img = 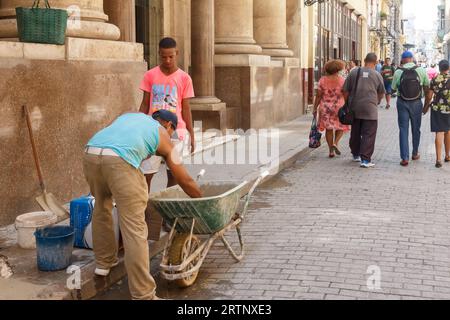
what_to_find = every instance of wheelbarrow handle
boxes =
[240,171,269,219]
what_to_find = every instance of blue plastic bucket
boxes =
[70,194,94,248]
[35,226,75,272]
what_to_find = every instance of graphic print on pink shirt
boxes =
[152,84,179,114]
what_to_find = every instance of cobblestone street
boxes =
[99,104,450,300]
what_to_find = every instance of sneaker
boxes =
[352,156,362,162]
[95,261,119,277]
[360,160,375,168]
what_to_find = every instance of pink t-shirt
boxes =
[140,66,195,140]
[427,68,438,81]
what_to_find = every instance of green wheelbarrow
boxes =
[148,171,268,288]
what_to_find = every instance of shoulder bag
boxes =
[338,68,361,125]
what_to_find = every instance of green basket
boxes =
[16,0,68,45]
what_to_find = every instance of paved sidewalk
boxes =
[0,115,314,300]
[130,105,450,300]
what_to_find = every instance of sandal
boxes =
[445,157,450,163]
[329,153,335,158]
[436,161,443,168]
[332,145,342,156]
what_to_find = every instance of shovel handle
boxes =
[23,105,46,192]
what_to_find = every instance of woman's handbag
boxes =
[339,68,361,125]
[16,0,68,45]
[309,115,322,149]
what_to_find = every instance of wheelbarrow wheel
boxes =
[169,233,201,288]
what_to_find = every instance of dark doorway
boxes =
[135,0,150,67]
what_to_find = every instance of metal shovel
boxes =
[23,105,69,222]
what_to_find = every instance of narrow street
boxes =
[97,103,450,300]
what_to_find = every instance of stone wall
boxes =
[162,0,191,71]
[0,58,147,226]
[216,66,303,130]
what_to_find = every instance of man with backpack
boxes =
[392,51,430,167]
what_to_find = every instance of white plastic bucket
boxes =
[83,207,120,250]
[15,211,58,249]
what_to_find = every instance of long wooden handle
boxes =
[23,105,46,192]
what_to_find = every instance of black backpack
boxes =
[398,67,422,101]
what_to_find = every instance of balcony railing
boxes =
[304,0,327,6]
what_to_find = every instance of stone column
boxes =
[253,0,293,57]
[190,0,226,130]
[215,0,262,54]
[104,0,136,42]
[0,0,120,40]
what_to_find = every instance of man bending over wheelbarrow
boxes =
[83,112,203,300]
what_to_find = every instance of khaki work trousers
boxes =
[83,153,156,300]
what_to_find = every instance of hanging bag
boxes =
[309,114,322,149]
[339,67,361,125]
[16,0,68,45]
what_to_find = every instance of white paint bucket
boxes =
[15,211,58,249]
[83,207,120,250]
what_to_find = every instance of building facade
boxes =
[384,0,403,63]
[438,0,450,61]
[368,0,382,59]
[311,0,368,84]
[368,0,404,64]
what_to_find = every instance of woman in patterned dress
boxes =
[423,59,450,168]
[313,60,350,158]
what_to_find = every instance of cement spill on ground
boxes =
[0,255,13,279]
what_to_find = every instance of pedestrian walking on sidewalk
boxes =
[376,60,383,73]
[381,57,395,109]
[392,51,430,167]
[83,113,202,300]
[343,53,385,168]
[423,60,450,168]
[313,59,350,158]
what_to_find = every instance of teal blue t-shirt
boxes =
[87,113,161,168]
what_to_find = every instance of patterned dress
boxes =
[318,76,350,132]
[430,73,450,132]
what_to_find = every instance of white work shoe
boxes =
[95,261,119,277]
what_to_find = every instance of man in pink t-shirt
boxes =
[139,37,195,192]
